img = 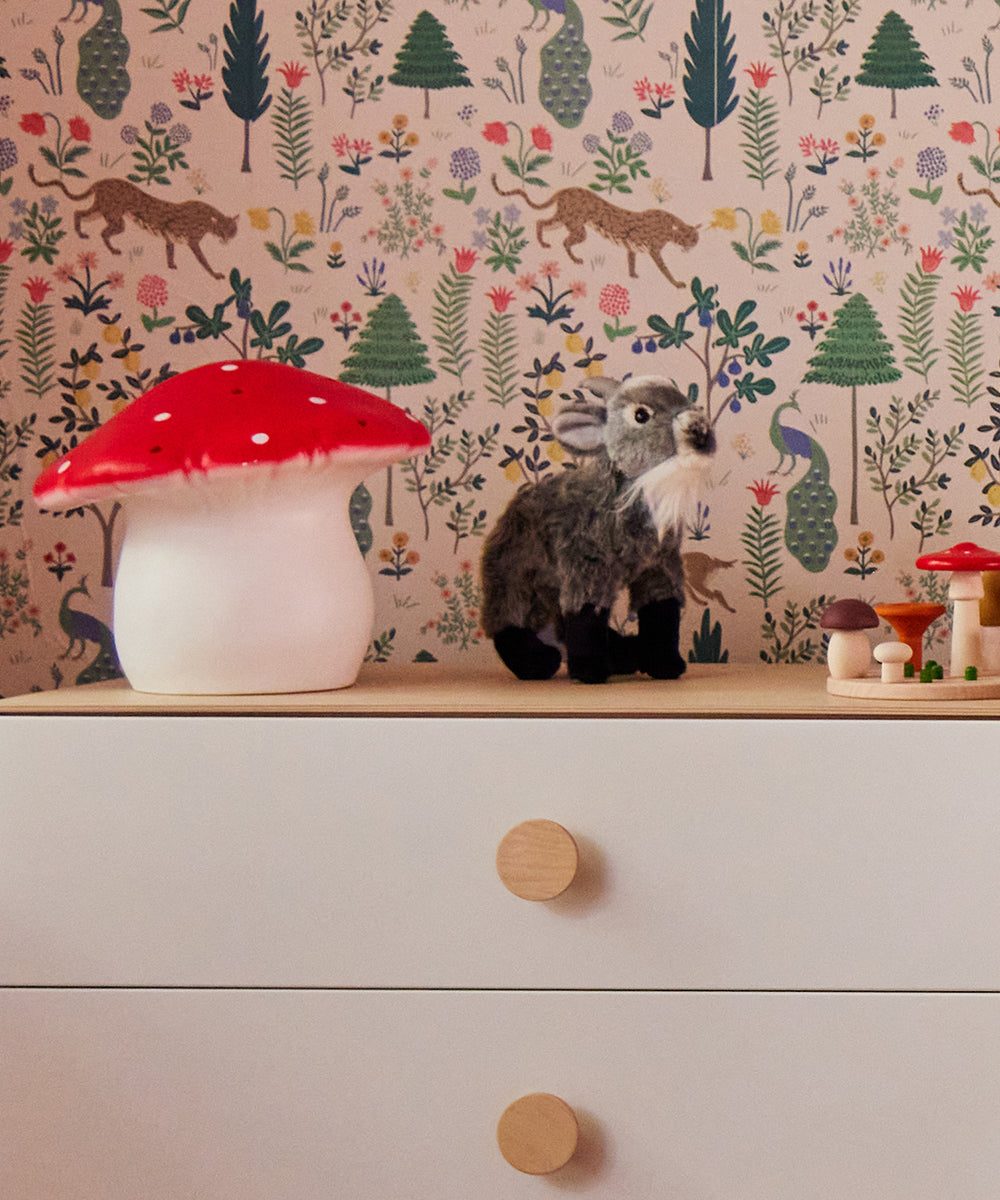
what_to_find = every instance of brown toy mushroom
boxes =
[33,360,430,694]
[914,541,1000,677]
[820,598,879,679]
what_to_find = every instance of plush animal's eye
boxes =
[629,404,652,425]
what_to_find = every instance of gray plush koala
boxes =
[481,375,715,683]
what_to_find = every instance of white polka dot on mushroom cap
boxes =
[221,364,239,372]
[57,460,71,474]
[153,412,171,422]
[250,433,269,445]
[309,396,327,405]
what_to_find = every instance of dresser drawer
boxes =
[3,716,997,989]
[3,987,998,1199]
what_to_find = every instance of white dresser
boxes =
[2,664,998,1197]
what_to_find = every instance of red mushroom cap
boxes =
[33,360,431,510]
[915,541,1000,573]
[820,598,880,630]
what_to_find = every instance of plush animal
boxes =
[481,375,715,683]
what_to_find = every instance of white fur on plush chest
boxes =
[624,447,715,541]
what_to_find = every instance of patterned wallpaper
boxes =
[1,0,997,694]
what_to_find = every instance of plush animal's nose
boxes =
[676,408,714,453]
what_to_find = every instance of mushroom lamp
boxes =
[820,598,879,679]
[914,541,1000,678]
[33,360,431,695]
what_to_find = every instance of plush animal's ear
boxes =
[580,376,620,401]
[552,401,608,453]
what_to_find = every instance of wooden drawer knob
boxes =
[496,1092,579,1175]
[496,819,579,900]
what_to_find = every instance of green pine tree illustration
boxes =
[855,9,937,119]
[802,292,902,525]
[388,10,472,120]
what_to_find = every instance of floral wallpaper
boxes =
[2,0,1000,694]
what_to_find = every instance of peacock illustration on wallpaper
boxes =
[533,0,592,129]
[58,576,123,687]
[769,395,838,573]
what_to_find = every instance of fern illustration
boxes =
[0,261,10,362]
[897,264,939,382]
[431,262,473,383]
[738,86,780,190]
[271,84,313,188]
[480,309,518,407]
[16,293,56,403]
[741,500,783,607]
[946,308,985,408]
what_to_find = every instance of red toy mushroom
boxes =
[33,360,430,694]
[914,541,1000,677]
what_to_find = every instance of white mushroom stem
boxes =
[112,464,377,695]
[948,570,984,678]
[825,629,873,680]
[874,641,912,684]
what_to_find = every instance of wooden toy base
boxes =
[827,672,1000,700]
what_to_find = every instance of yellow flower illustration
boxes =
[859,113,876,130]
[248,207,271,231]
[858,530,874,548]
[760,209,781,236]
[710,206,738,230]
[392,114,408,131]
[971,460,989,483]
[293,210,315,237]
[989,483,1000,508]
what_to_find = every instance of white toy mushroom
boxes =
[820,598,879,679]
[873,640,912,684]
[914,541,1000,678]
[33,360,430,695]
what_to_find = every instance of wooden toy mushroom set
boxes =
[33,360,430,695]
[823,541,1000,700]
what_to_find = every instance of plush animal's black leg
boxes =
[608,628,640,676]
[636,597,686,679]
[492,625,562,680]
[563,604,612,684]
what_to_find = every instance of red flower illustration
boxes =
[745,61,776,88]
[454,246,477,273]
[953,285,981,312]
[599,282,630,317]
[482,121,509,146]
[486,286,515,313]
[19,112,45,136]
[172,68,192,93]
[277,61,309,88]
[949,121,976,144]
[0,238,13,264]
[920,245,943,272]
[68,116,91,143]
[530,125,552,151]
[23,277,52,303]
[747,478,779,506]
[136,273,169,308]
